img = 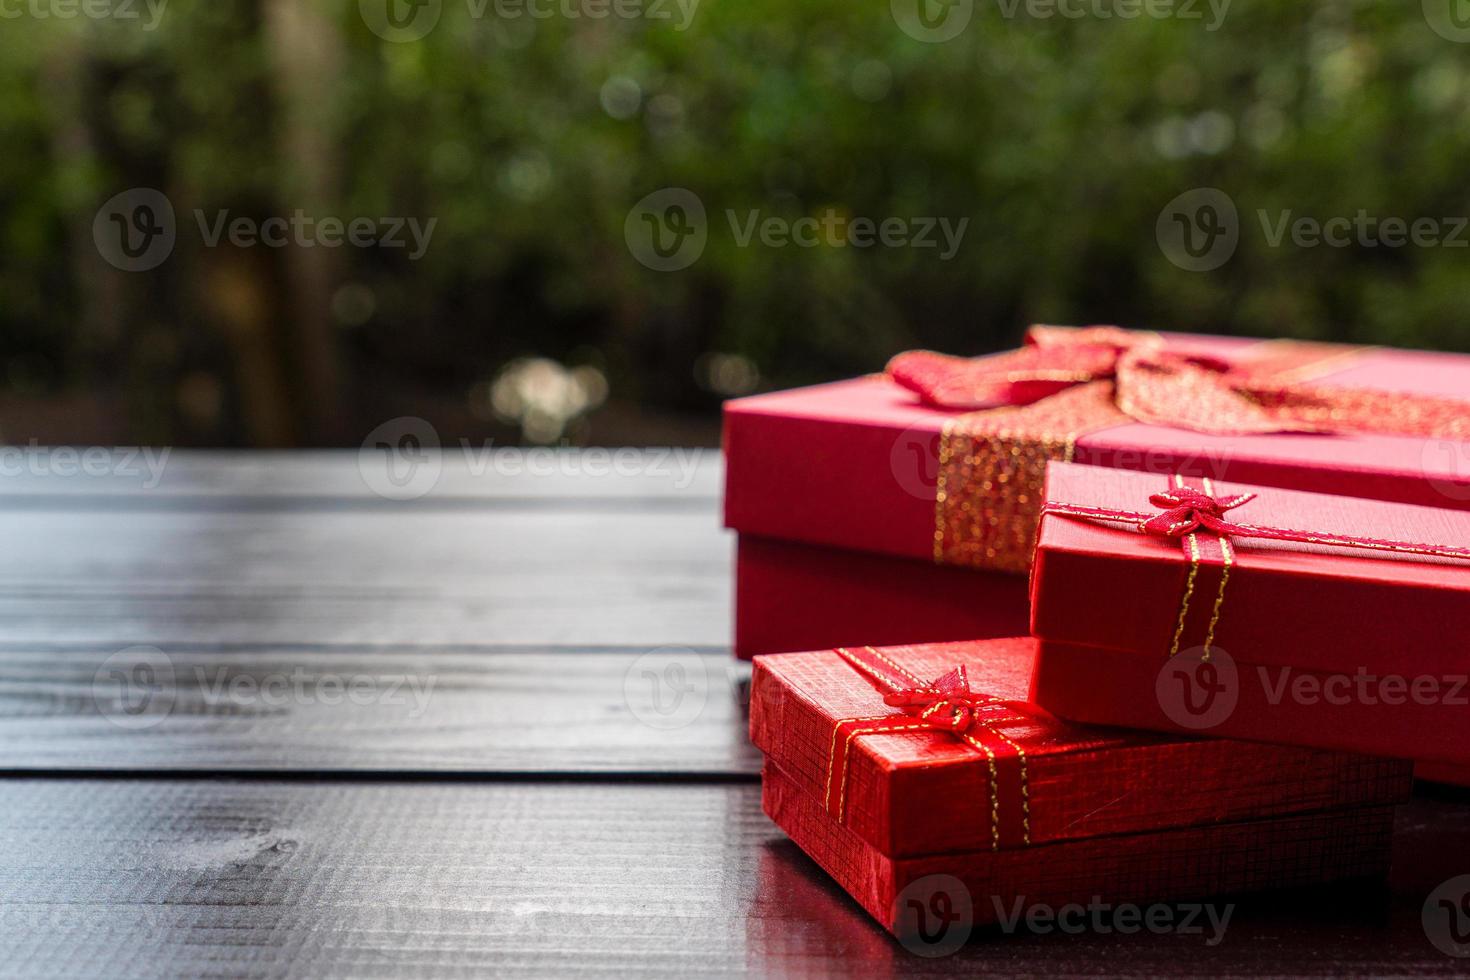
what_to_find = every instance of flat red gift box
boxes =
[764,760,1398,937]
[749,637,1412,860]
[724,328,1470,580]
[1030,462,1470,766]
[734,534,1028,658]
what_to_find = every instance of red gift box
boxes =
[750,638,1410,939]
[734,534,1029,658]
[724,327,1470,583]
[749,638,1412,860]
[764,761,1398,939]
[1029,462,1470,767]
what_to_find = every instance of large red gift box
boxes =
[750,638,1411,938]
[725,327,1470,586]
[734,534,1028,657]
[1030,462,1470,767]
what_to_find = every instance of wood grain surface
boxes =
[0,450,1466,978]
[0,648,757,775]
[0,780,1467,979]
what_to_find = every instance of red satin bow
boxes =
[1141,486,1258,538]
[881,664,1033,735]
[887,325,1470,438]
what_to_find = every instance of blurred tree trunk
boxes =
[262,0,346,444]
[43,32,126,424]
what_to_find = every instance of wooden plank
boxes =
[0,780,1465,978]
[0,508,731,647]
[0,650,758,775]
[0,448,722,506]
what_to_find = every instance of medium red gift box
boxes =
[750,638,1411,937]
[724,327,1470,587]
[734,534,1029,657]
[1030,462,1470,767]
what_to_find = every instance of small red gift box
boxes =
[725,327,1470,583]
[764,761,1398,939]
[1030,462,1470,767]
[750,638,1410,938]
[734,534,1028,658]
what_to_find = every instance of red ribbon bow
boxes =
[881,664,1035,735]
[1140,487,1258,538]
[887,325,1470,438]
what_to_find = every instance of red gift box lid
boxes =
[1031,462,1470,678]
[724,330,1470,575]
[749,637,1411,859]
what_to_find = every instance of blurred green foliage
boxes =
[2,0,1469,445]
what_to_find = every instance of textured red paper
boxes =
[724,334,1470,566]
[749,638,1413,859]
[1417,762,1470,786]
[734,534,1029,659]
[763,761,1398,937]
[1030,462,1470,764]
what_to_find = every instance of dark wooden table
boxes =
[2,450,1467,978]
